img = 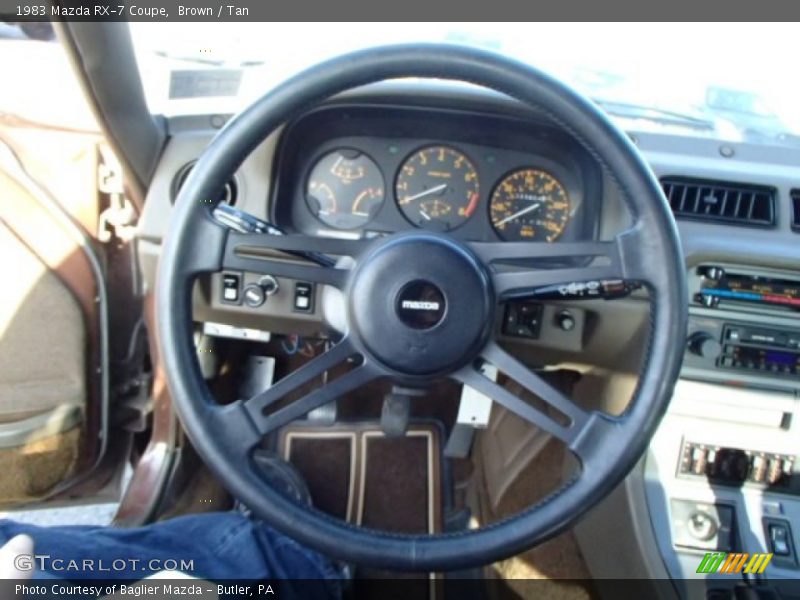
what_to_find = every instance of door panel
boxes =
[0,142,104,506]
[0,212,87,505]
[0,221,87,418]
[0,30,144,513]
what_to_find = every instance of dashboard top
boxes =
[141,81,800,273]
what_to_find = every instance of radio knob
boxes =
[688,332,722,359]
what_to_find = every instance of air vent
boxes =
[791,190,800,232]
[661,177,775,228]
[171,162,237,206]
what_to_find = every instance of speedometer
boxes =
[489,168,571,242]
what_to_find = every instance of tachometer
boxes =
[489,168,571,242]
[306,149,385,230]
[395,145,480,231]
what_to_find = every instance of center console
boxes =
[644,264,800,596]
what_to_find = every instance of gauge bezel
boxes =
[304,147,386,231]
[271,103,600,249]
[488,167,572,242]
[394,144,480,232]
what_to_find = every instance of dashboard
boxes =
[271,105,601,245]
[135,81,800,592]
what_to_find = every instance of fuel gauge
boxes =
[306,149,385,230]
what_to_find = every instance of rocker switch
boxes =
[222,272,241,304]
[293,282,314,313]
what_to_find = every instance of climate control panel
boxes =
[679,440,797,493]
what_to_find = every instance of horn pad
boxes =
[347,233,494,376]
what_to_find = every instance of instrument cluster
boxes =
[273,105,602,244]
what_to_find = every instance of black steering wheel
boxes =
[156,44,687,571]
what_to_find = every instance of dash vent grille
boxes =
[661,177,775,227]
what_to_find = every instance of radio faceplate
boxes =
[684,316,800,383]
[719,324,800,378]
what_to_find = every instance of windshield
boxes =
[130,22,800,146]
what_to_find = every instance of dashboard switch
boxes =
[670,499,734,551]
[770,524,791,556]
[763,518,797,568]
[503,301,543,339]
[293,282,314,313]
[556,310,576,331]
[222,272,241,304]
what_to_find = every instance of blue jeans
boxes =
[0,512,341,596]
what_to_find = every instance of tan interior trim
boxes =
[0,405,82,449]
[0,148,104,475]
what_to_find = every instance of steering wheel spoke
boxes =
[240,338,373,435]
[221,230,367,288]
[454,342,625,466]
[469,228,652,301]
[454,341,590,446]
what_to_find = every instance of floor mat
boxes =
[280,424,442,598]
[280,423,441,533]
[285,433,355,521]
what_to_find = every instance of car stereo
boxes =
[685,265,800,384]
[718,324,800,377]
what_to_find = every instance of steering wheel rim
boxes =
[156,44,687,571]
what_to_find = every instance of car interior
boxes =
[1,20,799,600]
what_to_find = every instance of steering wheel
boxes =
[156,44,687,571]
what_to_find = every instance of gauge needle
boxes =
[402,183,448,203]
[496,202,541,226]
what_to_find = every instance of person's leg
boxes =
[0,512,340,594]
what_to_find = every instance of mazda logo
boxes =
[396,281,446,329]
